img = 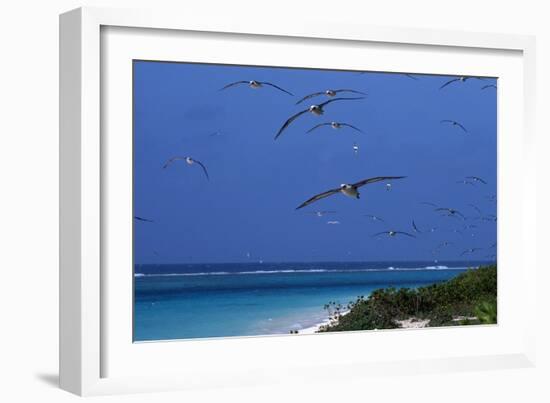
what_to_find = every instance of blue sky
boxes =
[133,61,497,264]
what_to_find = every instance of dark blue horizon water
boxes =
[134,261,492,341]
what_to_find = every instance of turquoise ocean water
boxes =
[134,261,489,341]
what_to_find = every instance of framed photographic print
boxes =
[60,7,537,396]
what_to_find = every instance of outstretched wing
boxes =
[455,122,468,133]
[274,108,309,139]
[481,84,497,90]
[192,159,210,180]
[134,216,154,223]
[295,188,341,210]
[439,78,460,90]
[318,97,366,108]
[334,89,367,96]
[340,123,363,133]
[352,176,406,188]
[260,81,294,96]
[295,91,324,105]
[162,156,185,169]
[396,231,416,238]
[219,81,249,91]
[306,123,331,133]
[412,220,421,233]
[466,176,487,184]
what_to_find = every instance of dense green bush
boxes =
[319,265,497,332]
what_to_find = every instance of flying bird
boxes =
[163,156,209,180]
[481,84,497,90]
[219,80,293,96]
[466,176,487,184]
[365,214,385,222]
[326,221,341,225]
[403,73,419,80]
[412,220,422,233]
[307,210,337,217]
[373,230,416,238]
[353,143,359,155]
[460,247,483,256]
[385,183,392,192]
[295,89,366,105]
[441,120,467,133]
[436,207,466,219]
[275,97,365,139]
[295,176,405,210]
[306,121,363,134]
[134,216,154,223]
[439,76,485,90]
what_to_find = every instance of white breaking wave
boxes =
[134,265,468,277]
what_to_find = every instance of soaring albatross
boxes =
[163,156,209,180]
[295,89,366,105]
[373,230,416,238]
[275,97,365,140]
[439,76,485,90]
[441,120,467,133]
[306,121,363,134]
[295,176,405,210]
[219,80,293,96]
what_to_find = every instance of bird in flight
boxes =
[219,80,293,96]
[275,97,365,139]
[326,221,341,225]
[436,207,466,219]
[481,84,497,90]
[295,176,405,210]
[353,143,359,156]
[134,216,154,223]
[307,210,337,217]
[295,89,366,105]
[307,121,363,134]
[373,230,416,238]
[163,156,209,180]
[439,76,485,90]
[466,176,487,184]
[365,214,385,222]
[441,120,467,133]
[412,220,422,233]
[461,247,483,256]
[385,183,392,192]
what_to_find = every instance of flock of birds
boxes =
[135,71,497,262]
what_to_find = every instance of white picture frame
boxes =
[60,6,537,396]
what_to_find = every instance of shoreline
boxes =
[299,310,350,334]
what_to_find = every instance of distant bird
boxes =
[275,97,365,139]
[386,183,392,192]
[353,143,359,155]
[307,210,336,217]
[412,220,421,233]
[436,207,466,219]
[373,230,416,238]
[134,216,154,223]
[219,80,293,96]
[481,84,497,90]
[466,176,487,184]
[306,121,363,134]
[461,247,483,256]
[295,176,405,210]
[365,214,385,222]
[295,89,366,105]
[163,156,209,180]
[326,221,341,225]
[436,241,453,250]
[439,76,485,90]
[441,120,467,133]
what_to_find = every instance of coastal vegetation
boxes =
[318,265,497,332]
